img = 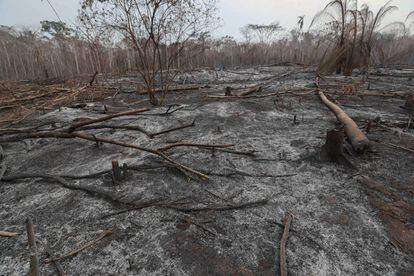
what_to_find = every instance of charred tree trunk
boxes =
[319,90,370,153]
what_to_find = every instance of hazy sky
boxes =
[0,0,412,39]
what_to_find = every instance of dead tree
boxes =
[79,0,218,105]
[319,90,370,153]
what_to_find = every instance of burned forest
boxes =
[0,0,414,275]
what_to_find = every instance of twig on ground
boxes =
[100,197,192,219]
[99,198,167,219]
[181,216,217,236]
[202,188,235,206]
[0,144,7,181]
[380,142,414,153]
[139,105,184,116]
[2,174,149,206]
[238,86,262,97]
[26,218,39,276]
[209,148,258,157]
[206,88,314,99]
[78,124,153,138]
[3,174,267,215]
[151,119,196,137]
[279,213,293,276]
[45,230,112,263]
[208,168,297,178]
[138,85,200,95]
[164,199,268,213]
[36,238,66,276]
[0,231,18,237]
[157,142,234,152]
[68,108,150,132]
[0,163,6,181]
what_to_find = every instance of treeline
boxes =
[0,21,413,81]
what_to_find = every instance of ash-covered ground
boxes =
[1,65,413,275]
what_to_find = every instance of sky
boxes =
[0,0,412,39]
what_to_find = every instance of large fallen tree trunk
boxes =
[318,90,370,153]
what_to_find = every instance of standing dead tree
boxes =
[79,0,218,105]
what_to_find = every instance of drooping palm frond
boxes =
[310,0,401,74]
[380,21,406,34]
[366,0,398,41]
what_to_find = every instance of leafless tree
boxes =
[79,0,218,105]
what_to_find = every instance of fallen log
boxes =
[319,90,370,153]
[138,85,200,95]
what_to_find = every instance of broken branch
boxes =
[26,218,39,276]
[0,231,18,237]
[68,108,150,132]
[157,142,234,152]
[164,199,268,213]
[151,119,195,137]
[138,85,200,94]
[380,142,414,154]
[36,238,66,276]
[279,213,293,276]
[77,124,153,138]
[45,230,112,263]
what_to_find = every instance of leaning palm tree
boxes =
[310,0,398,75]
